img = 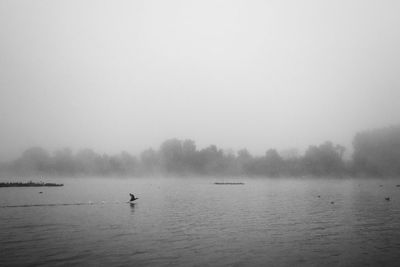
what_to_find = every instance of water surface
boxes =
[1,177,400,266]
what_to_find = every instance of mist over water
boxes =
[1,0,400,266]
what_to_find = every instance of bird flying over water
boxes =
[129,193,138,202]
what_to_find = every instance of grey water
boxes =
[1,177,400,266]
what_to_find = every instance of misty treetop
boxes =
[1,125,400,177]
[353,125,400,176]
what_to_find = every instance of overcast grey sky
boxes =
[1,0,399,160]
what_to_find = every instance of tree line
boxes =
[1,125,399,177]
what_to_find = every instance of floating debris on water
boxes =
[214,182,245,185]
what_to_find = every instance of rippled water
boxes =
[1,177,400,266]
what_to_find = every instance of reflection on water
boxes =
[0,177,400,266]
[129,202,136,214]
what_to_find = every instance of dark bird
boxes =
[317,195,321,198]
[129,193,139,202]
[331,201,334,204]
[385,197,390,201]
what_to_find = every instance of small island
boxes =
[0,181,63,187]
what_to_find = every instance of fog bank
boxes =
[1,1,400,161]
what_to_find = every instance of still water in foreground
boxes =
[1,177,400,266]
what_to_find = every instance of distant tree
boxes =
[198,145,226,175]
[303,141,345,175]
[117,151,138,175]
[109,155,124,175]
[181,139,200,173]
[220,149,238,175]
[278,148,304,176]
[182,139,196,155]
[2,135,363,178]
[279,148,300,160]
[264,149,284,176]
[245,156,267,176]
[53,148,77,176]
[18,147,51,174]
[283,157,305,177]
[75,148,100,175]
[237,149,252,161]
[159,139,184,173]
[237,148,253,175]
[353,125,400,176]
[140,148,159,174]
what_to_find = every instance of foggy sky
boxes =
[1,0,400,161]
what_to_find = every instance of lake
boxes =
[1,177,400,266]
